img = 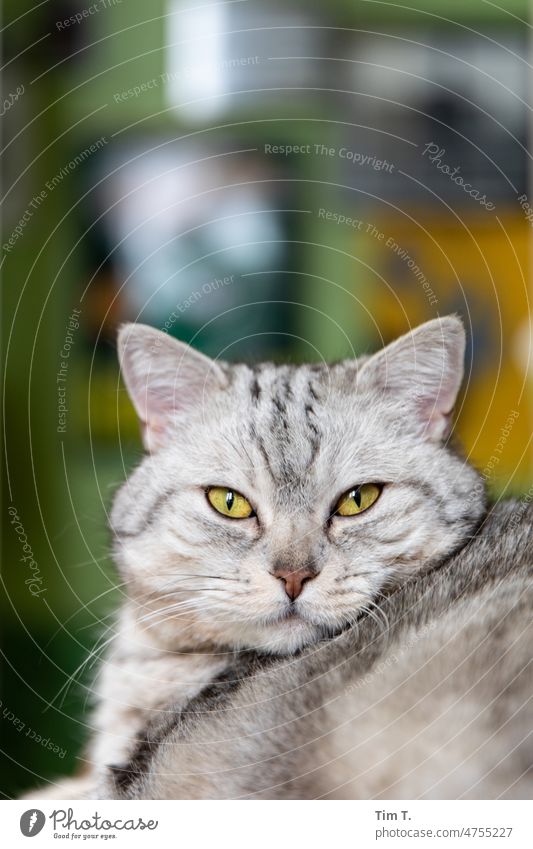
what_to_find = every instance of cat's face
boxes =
[111,317,485,654]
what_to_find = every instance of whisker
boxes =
[149,573,242,596]
[141,603,221,632]
[46,628,121,712]
[136,595,227,626]
[77,610,118,633]
[42,580,129,649]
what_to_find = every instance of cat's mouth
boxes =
[270,601,352,634]
[273,602,320,627]
[258,602,304,627]
[257,600,337,633]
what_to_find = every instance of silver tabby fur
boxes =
[25,316,531,799]
[107,499,533,800]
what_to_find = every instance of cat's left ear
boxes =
[117,324,227,452]
[357,315,466,442]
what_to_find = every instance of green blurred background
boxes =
[2,0,532,797]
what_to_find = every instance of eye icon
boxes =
[20,809,46,837]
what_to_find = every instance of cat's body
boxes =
[24,317,531,800]
[106,500,533,800]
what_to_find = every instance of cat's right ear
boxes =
[117,324,226,452]
[356,316,466,442]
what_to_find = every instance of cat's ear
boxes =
[357,316,465,442]
[117,324,226,452]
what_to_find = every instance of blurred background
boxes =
[2,0,532,797]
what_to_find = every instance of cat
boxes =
[105,497,533,800]
[25,314,489,799]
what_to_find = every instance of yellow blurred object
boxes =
[359,207,532,493]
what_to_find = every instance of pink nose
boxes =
[273,566,316,601]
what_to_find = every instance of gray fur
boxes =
[109,316,484,657]
[24,316,531,800]
[107,500,533,799]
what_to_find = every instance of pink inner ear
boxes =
[140,415,169,453]
[418,381,457,441]
[423,405,453,441]
[136,380,183,452]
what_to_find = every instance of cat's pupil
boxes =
[225,490,235,511]
[352,488,362,508]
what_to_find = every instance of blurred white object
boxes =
[165,0,323,121]
[165,0,228,120]
[97,142,284,324]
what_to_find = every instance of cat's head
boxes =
[111,316,485,654]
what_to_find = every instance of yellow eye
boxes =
[336,483,381,517]
[207,486,254,519]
